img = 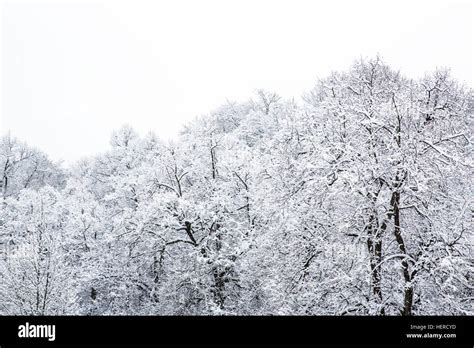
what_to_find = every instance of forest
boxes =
[0,57,472,315]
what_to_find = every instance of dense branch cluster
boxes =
[0,58,472,315]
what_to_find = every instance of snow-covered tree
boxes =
[0,58,471,316]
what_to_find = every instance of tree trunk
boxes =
[366,213,385,315]
[391,188,413,316]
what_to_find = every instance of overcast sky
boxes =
[1,0,472,163]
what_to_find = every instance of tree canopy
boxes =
[0,57,472,315]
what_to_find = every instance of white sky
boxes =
[1,0,472,163]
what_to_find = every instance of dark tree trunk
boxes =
[366,213,385,315]
[184,221,197,246]
[212,268,226,310]
[391,190,413,316]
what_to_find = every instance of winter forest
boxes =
[0,57,472,316]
